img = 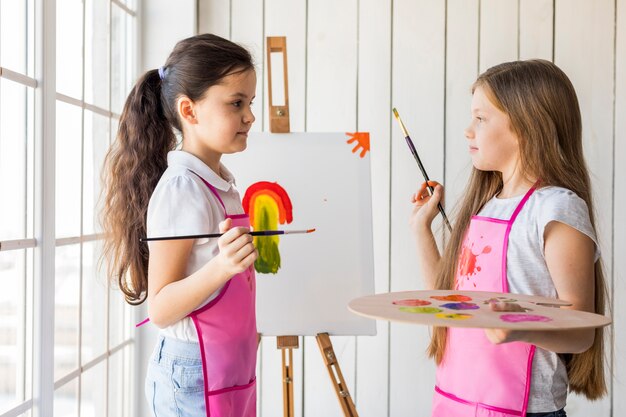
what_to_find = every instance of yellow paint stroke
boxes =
[252,194,281,273]
[248,189,289,225]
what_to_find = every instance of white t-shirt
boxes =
[477,186,600,412]
[146,150,246,342]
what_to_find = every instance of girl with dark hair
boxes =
[102,33,259,417]
[411,60,607,417]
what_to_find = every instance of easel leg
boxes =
[315,333,359,417]
[277,336,299,417]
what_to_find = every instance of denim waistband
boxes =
[152,336,201,366]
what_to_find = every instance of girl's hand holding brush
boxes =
[410,181,445,234]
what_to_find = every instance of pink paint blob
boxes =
[500,314,552,323]
[392,299,431,306]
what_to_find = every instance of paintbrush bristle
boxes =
[392,108,409,137]
[306,228,316,233]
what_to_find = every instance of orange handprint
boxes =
[345,132,370,158]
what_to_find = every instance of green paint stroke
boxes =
[254,208,281,274]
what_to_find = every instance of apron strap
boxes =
[501,181,540,291]
[189,170,227,217]
[508,182,539,223]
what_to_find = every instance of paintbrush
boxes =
[140,229,316,242]
[392,108,452,232]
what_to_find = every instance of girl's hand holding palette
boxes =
[348,290,611,330]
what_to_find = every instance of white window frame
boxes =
[0,0,140,416]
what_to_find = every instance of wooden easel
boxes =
[276,334,358,417]
[266,36,290,133]
[267,35,358,417]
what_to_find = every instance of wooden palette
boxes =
[348,290,611,330]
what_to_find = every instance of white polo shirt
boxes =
[146,150,246,342]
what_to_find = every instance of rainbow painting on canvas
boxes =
[242,181,293,274]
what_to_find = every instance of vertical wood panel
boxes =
[264,0,307,132]
[355,0,392,416]
[390,1,445,415]
[231,0,264,133]
[519,0,554,60]
[305,0,358,131]
[444,0,479,226]
[197,0,231,39]
[612,1,625,415]
[479,0,518,71]
[230,5,265,415]
[261,2,308,413]
[304,1,359,416]
[554,1,614,414]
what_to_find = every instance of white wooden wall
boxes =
[196,1,624,416]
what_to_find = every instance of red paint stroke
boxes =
[242,181,293,225]
[345,132,370,158]
[431,294,473,302]
[392,299,431,307]
[456,241,492,289]
[500,314,552,323]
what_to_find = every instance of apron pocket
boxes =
[474,406,522,417]
[433,386,522,417]
[207,378,256,417]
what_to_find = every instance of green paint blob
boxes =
[254,208,281,274]
[399,307,442,314]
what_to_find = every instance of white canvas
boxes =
[223,132,376,336]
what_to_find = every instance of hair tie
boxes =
[158,66,166,80]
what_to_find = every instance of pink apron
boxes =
[432,186,537,417]
[138,172,257,417]
[192,173,257,417]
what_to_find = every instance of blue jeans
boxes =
[526,409,566,417]
[145,336,205,417]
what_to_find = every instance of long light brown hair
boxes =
[429,59,607,399]
[100,34,253,305]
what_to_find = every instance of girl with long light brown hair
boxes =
[101,34,259,417]
[411,59,607,417]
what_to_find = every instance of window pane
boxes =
[108,287,133,348]
[111,5,132,115]
[0,79,28,241]
[55,101,82,238]
[116,0,136,11]
[56,0,84,99]
[55,244,80,380]
[81,241,106,364]
[26,86,35,238]
[84,0,110,109]
[54,378,78,417]
[0,0,28,74]
[80,360,106,417]
[108,352,121,417]
[83,111,109,235]
[0,249,27,414]
[108,346,133,417]
[111,117,119,143]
